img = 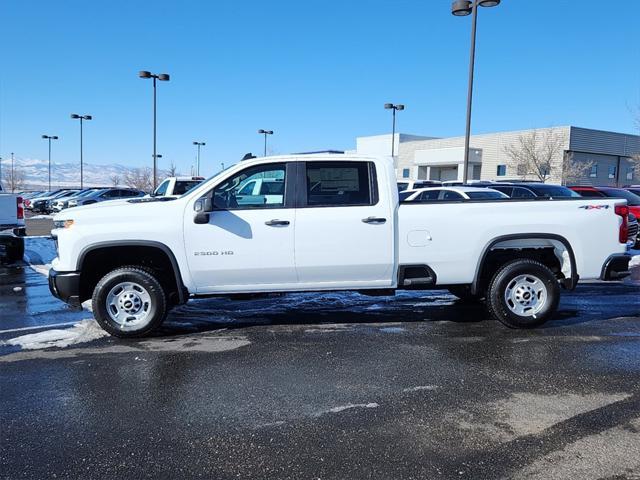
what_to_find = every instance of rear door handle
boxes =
[362,216,387,224]
[265,219,290,226]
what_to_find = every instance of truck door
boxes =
[183,162,297,292]
[294,160,395,288]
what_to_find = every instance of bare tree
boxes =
[123,167,153,192]
[561,152,593,186]
[110,174,120,187]
[2,167,26,192]
[167,161,178,177]
[504,129,567,183]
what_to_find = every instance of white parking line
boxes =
[0,322,79,335]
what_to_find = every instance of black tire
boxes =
[92,266,167,338]
[448,285,484,302]
[487,259,560,329]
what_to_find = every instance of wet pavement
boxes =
[0,248,639,479]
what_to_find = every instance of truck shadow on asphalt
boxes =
[154,282,639,338]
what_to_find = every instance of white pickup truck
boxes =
[49,154,632,337]
[0,187,26,262]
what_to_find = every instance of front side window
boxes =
[212,164,286,209]
[305,161,375,207]
[418,190,441,201]
[155,180,169,196]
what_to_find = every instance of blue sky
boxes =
[1,0,639,177]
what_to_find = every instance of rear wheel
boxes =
[448,285,484,302]
[487,259,559,329]
[92,266,167,338]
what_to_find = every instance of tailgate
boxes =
[0,195,17,226]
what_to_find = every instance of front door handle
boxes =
[265,219,290,226]
[362,216,387,224]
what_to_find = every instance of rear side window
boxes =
[575,189,605,198]
[511,187,536,198]
[442,190,463,200]
[305,162,377,207]
[174,181,202,195]
[418,190,441,201]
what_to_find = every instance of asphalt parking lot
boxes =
[0,236,639,479]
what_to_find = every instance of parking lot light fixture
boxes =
[451,0,501,184]
[139,70,170,190]
[258,129,273,157]
[42,135,59,191]
[70,114,92,189]
[193,141,206,176]
[384,103,405,157]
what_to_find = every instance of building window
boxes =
[402,168,410,178]
[608,165,617,179]
[627,166,634,181]
[496,165,506,176]
[589,164,598,178]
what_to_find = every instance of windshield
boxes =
[601,188,640,206]
[466,191,508,200]
[529,185,580,198]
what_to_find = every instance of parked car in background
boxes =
[51,188,102,212]
[397,180,442,193]
[67,188,145,208]
[400,186,509,202]
[43,190,80,213]
[624,186,640,198]
[152,176,205,197]
[0,186,25,262]
[31,190,79,214]
[476,182,580,199]
[569,186,640,218]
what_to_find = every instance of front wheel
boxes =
[92,266,167,338]
[487,259,560,329]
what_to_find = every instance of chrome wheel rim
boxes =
[105,282,152,329]
[504,274,547,317]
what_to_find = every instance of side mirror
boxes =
[194,197,213,224]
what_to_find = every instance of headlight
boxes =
[53,219,74,229]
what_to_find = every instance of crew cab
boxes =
[49,154,632,338]
[0,187,26,262]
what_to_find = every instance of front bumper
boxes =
[48,269,82,307]
[600,254,632,281]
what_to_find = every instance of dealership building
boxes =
[353,126,640,186]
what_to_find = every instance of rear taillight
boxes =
[615,204,629,243]
[17,196,24,220]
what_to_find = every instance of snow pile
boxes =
[2,320,109,350]
[630,252,640,268]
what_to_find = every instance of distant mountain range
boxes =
[1,158,170,189]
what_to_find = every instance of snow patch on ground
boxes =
[403,385,439,393]
[2,320,109,350]
[23,236,57,275]
[327,403,379,414]
[630,254,640,268]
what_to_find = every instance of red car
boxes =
[569,186,640,218]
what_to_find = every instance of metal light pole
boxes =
[70,114,92,189]
[139,70,170,190]
[258,129,273,157]
[10,152,14,192]
[384,103,405,157]
[452,0,501,183]
[193,141,205,176]
[42,135,59,191]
